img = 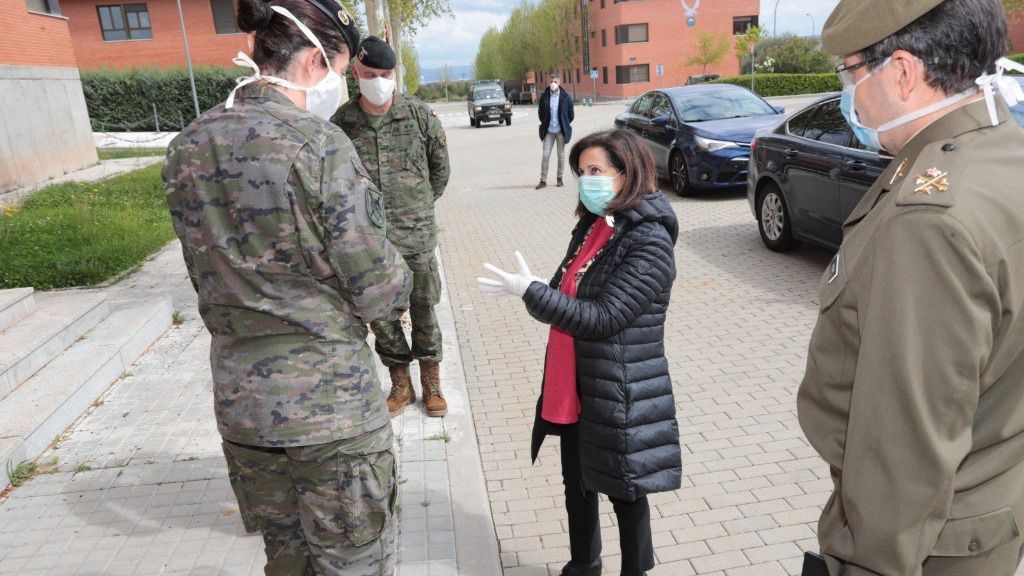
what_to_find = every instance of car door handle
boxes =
[784,148,799,158]
[845,160,867,172]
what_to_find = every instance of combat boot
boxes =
[386,364,415,417]
[420,361,447,417]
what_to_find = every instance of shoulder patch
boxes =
[366,186,385,228]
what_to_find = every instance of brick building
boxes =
[61,0,246,69]
[560,0,759,100]
[0,0,97,197]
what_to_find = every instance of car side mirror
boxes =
[773,105,786,114]
[651,115,671,127]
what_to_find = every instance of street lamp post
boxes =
[773,0,783,36]
[805,12,816,37]
[174,0,201,121]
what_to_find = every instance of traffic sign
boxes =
[590,69,599,80]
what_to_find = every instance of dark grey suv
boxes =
[467,83,512,128]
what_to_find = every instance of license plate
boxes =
[488,113,499,118]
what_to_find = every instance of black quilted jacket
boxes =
[525,191,682,501]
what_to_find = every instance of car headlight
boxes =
[504,103,511,109]
[475,106,482,111]
[695,135,740,152]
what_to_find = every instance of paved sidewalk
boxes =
[0,157,162,207]
[0,242,499,576]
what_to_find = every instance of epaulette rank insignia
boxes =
[914,167,949,195]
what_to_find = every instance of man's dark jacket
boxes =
[537,88,575,142]
[523,191,682,502]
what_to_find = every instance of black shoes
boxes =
[559,558,602,576]
[535,180,547,190]
[557,177,564,187]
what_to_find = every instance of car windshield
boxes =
[474,88,503,100]
[672,90,776,122]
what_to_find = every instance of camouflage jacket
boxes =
[332,94,450,255]
[162,83,412,448]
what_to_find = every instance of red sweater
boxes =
[541,217,615,424]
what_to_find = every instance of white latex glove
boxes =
[477,251,544,298]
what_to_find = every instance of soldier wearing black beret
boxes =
[334,37,452,420]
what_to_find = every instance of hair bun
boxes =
[237,0,275,33]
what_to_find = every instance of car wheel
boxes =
[506,116,512,126]
[475,120,482,128]
[470,117,476,127]
[757,183,800,252]
[670,151,695,197]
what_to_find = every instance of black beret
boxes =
[357,36,397,70]
[305,0,360,55]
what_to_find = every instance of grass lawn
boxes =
[97,148,167,161]
[0,164,174,290]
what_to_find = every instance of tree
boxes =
[438,62,453,103]
[734,25,764,73]
[686,31,730,75]
[474,27,502,80]
[402,43,420,96]
[754,34,836,73]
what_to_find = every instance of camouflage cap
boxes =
[822,0,944,56]
[305,0,360,54]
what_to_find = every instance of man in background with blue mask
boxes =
[333,37,452,420]
[797,0,1024,575]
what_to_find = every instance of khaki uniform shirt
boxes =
[798,98,1024,575]
[163,84,412,448]
[332,94,450,256]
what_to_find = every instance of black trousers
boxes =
[561,425,655,576]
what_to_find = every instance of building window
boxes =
[210,0,238,34]
[602,66,608,84]
[601,29,606,47]
[600,0,604,7]
[733,15,758,35]
[615,24,648,44]
[26,0,61,16]
[616,64,650,84]
[97,3,153,41]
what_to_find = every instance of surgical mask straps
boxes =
[225,6,333,109]
[976,57,1024,126]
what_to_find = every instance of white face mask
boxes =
[359,75,396,106]
[226,6,344,121]
[550,82,559,92]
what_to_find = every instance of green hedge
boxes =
[711,73,841,97]
[1009,53,1024,66]
[82,67,240,132]
[82,67,362,132]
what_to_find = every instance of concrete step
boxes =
[0,292,108,401]
[0,297,172,488]
[0,288,35,333]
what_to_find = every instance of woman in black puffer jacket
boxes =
[478,129,681,576]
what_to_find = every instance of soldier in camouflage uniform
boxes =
[333,37,451,418]
[162,1,410,574]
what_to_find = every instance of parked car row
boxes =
[617,78,1024,255]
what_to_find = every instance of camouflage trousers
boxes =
[222,425,397,576]
[371,250,442,366]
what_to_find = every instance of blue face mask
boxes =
[841,56,977,152]
[839,58,888,152]
[578,175,617,216]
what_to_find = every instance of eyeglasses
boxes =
[836,57,884,87]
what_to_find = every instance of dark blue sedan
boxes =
[614,84,786,196]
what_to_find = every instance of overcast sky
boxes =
[413,0,841,71]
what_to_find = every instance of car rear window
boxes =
[804,100,851,147]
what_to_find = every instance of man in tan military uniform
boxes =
[798,1,1024,574]
[333,37,451,419]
